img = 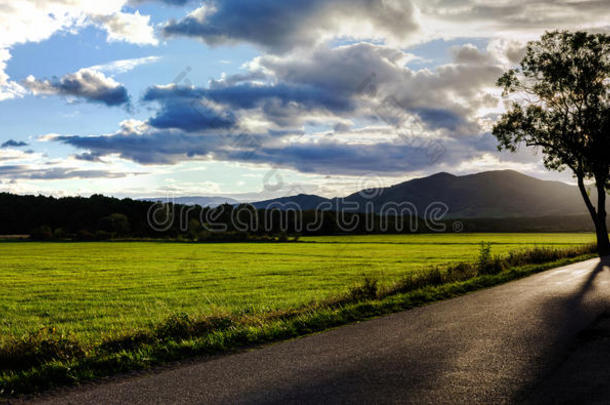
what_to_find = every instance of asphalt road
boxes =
[26,257,610,404]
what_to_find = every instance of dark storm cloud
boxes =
[413,108,465,131]
[73,152,105,162]
[1,139,29,148]
[206,83,353,113]
[143,82,355,128]
[23,69,129,107]
[54,129,228,165]
[148,99,236,132]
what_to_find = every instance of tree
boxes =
[99,213,131,236]
[30,225,53,241]
[493,31,610,257]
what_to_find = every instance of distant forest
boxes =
[0,193,604,241]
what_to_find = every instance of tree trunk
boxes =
[595,178,610,257]
[595,217,610,257]
[577,175,610,257]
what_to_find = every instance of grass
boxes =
[0,233,599,395]
[0,233,595,343]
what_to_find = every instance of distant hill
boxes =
[140,196,239,208]
[250,194,331,211]
[251,170,594,218]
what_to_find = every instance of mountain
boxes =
[251,170,593,218]
[140,196,240,208]
[250,194,331,211]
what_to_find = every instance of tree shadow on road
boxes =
[517,256,610,404]
[237,259,610,405]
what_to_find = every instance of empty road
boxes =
[27,257,610,404]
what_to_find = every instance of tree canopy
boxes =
[493,31,610,256]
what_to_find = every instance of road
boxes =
[26,257,610,404]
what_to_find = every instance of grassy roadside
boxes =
[0,244,598,397]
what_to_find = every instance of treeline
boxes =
[0,193,604,241]
[0,193,154,240]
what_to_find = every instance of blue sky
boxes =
[0,0,608,199]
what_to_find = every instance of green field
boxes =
[0,233,596,345]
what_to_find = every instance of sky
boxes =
[0,0,608,200]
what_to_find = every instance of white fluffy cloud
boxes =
[0,0,157,101]
[92,11,159,46]
[0,49,26,101]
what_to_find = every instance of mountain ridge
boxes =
[253,170,593,218]
[141,170,594,218]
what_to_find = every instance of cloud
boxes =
[51,41,508,175]
[414,0,610,40]
[1,140,29,148]
[0,148,37,162]
[73,152,105,162]
[91,11,159,46]
[162,0,420,52]
[51,121,500,175]
[227,136,490,175]
[52,118,227,164]
[5,0,606,194]
[142,86,237,131]
[161,0,610,56]
[206,83,354,113]
[140,43,447,131]
[149,98,237,132]
[55,129,223,165]
[88,56,161,75]
[451,44,496,65]
[23,69,130,107]
[130,0,191,5]
[0,49,26,101]
[143,82,354,128]
[161,0,191,4]
[0,0,157,101]
[487,39,528,66]
[0,165,134,180]
[0,2,151,50]
[238,42,502,132]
